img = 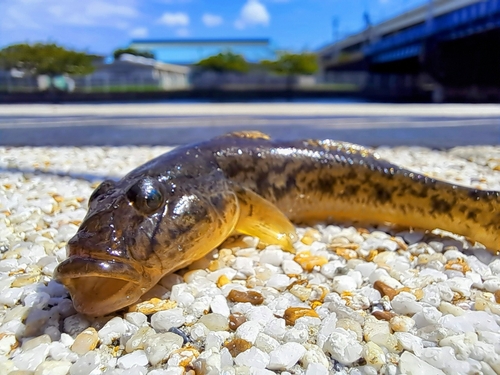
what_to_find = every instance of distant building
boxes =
[77,54,190,90]
[129,39,275,65]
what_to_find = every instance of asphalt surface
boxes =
[1,103,499,148]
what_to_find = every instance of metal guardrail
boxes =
[0,75,166,94]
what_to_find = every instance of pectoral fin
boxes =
[233,186,297,253]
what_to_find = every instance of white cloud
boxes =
[1,0,139,30]
[202,13,223,27]
[158,12,189,27]
[234,0,270,29]
[129,27,148,38]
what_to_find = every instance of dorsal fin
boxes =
[218,131,271,140]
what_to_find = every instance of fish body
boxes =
[54,131,500,316]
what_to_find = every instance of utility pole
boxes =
[332,17,339,42]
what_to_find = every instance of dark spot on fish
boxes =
[315,175,337,194]
[467,209,480,221]
[256,171,271,196]
[341,184,360,198]
[409,185,429,198]
[431,195,453,214]
[344,168,357,180]
[373,183,392,204]
[272,175,297,201]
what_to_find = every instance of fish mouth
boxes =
[54,256,146,316]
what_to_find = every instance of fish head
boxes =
[54,173,238,316]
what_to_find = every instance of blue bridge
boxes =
[319,0,500,101]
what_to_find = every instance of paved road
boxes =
[1,103,499,148]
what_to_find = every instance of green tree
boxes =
[196,51,249,73]
[113,47,154,60]
[0,43,95,77]
[260,52,318,76]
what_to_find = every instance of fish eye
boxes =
[127,178,164,214]
[89,180,115,202]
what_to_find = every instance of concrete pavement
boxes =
[0,103,499,148]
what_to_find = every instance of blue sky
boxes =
[1,0,428,55]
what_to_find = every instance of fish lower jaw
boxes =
[64,275,143,316]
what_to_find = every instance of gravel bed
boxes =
[1,144,500,375]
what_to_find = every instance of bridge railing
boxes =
[365,0,500,59]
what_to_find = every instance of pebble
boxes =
[264,318,287,340]
[323,328,363,365]
[294,252,328,272]
[282,259,303,275]
[151,308,186,332]
[246,305,274,326]
[143,333,184,366]
[224,338,252,357]
[71,327,99,355]
[34,360,72,375]
[12,343,50,371]
[267,342,306,370]
[117,350,149,369]
[69,351,100,375]
[227,289,264,305]
[23,334,51,351]
[229,313,247,331]
[234,347,270,369]
[199,313,229,331]
[0,333,18,356]
[204,331,223,350]
[168,327,191,345]
[125,326,154,353]
[301,343,330,369]
[129,298,177,315]
[390,315,415,332]
[363,341,386,369]
[305,362,329,375]
[235,321,262,344]
[124,312,148,328]
[0,287,24,306]
[98,317,126,345]
[259,249,284,267]
[283,307,319,325]
[63,315,90,337]
[391,292,423,315]
[266,274,291,291]
[399,351,446,375]
[50,341,78,362]
[254,333,280,353]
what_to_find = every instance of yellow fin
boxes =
[233,186,297,253]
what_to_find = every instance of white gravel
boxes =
[1,144,500,375]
